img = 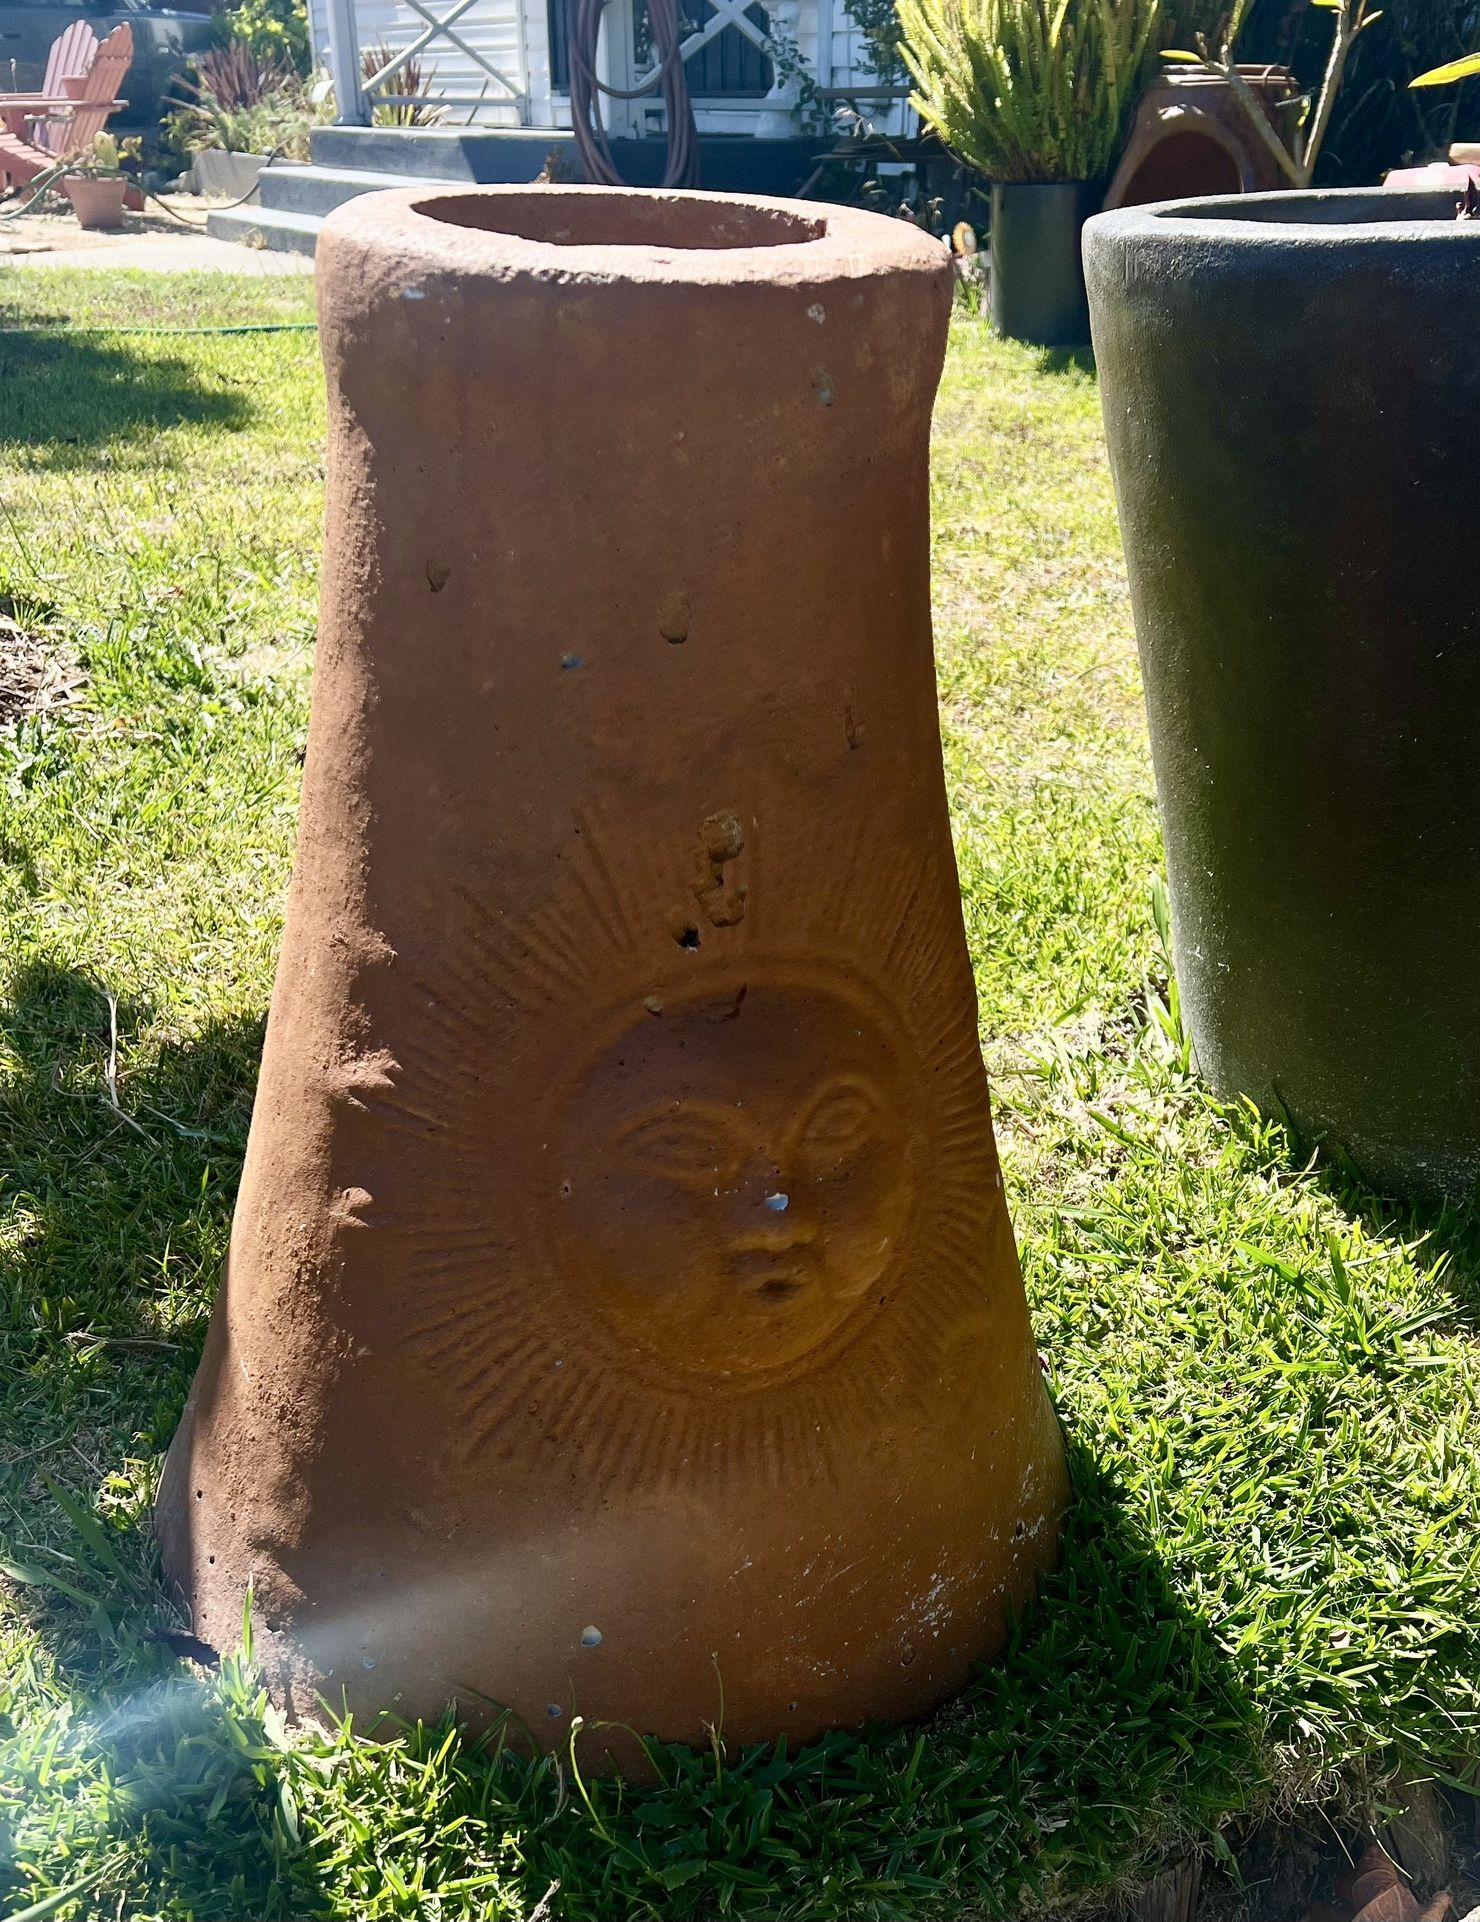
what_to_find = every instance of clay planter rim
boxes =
[1088,184,1480,249]
[1152,61,1295,83]
[326,184,948,291]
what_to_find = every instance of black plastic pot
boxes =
[1084,188,1480,1199]
[990,182,1096,347]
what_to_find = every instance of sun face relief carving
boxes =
[548,976,914,1381]
[382,813,998,1480]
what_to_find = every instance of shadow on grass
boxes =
[913,1431,1265,1898]
[0,962,328,1915]
[471,1430,1265,1917]
[0,961,1265,1916]
[1313,1163,1480,1326]
[1225,1096,1480,1326]
[1029,343,1097,380]
[0,955,259,1511]
[0,331,255,462]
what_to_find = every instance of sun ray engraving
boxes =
[355,801,1003,1492]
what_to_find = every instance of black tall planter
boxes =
[990,182,1095,347]
[1084,188,1480,1199]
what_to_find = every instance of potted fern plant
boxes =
[898,0,1165,344]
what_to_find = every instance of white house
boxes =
[307,0,911,141]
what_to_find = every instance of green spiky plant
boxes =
[1412,48,1480,84]
[360,42,444,127]
[1410,46,1480,176]
[896,0,1168,182]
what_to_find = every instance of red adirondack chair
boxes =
[40,20,97,110]
[0,23,132,192]
[0,21,96,141]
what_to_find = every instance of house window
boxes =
[547,0,774,97]
[548,0,571,90]
[677,0,773,96]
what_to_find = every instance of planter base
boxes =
[190,150,266,200]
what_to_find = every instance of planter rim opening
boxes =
[1087,184,1480,245]
[321,184,952,290]
[416,189,826,251]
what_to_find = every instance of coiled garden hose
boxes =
[0,161,70,221]
[568,0,700,189]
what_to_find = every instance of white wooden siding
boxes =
[308,0,912,133]
[310,0,527,120]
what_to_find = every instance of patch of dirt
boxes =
[1192,1785,1480,1922]
[0,192,219,260]
[0,608,85,727]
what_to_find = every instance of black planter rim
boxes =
[1086,183,1480,249]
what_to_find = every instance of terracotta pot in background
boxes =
[156,185,1067,1759]
[62,175,127,230]
[1103,66,1300,211]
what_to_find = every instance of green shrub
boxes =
[166,42,332,159]
[897,0,1168,181]
[215,0,312,77]
[846,0,909,85]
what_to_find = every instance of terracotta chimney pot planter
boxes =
[157,185,1066,1756]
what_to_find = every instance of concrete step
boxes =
[309,124,583,182]
[206,204,324,257]
[204,128,839,255]
[257,161,448,218]
[307,124,828,191]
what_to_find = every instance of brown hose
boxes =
[567,0,700,188]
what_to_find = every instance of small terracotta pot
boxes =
[156,186,1067,1760]
[62,175,127,231]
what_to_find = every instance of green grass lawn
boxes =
[2,267,1478,1922]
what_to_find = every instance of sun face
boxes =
[355,798,1006,1490]
[546,970,916,1382]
